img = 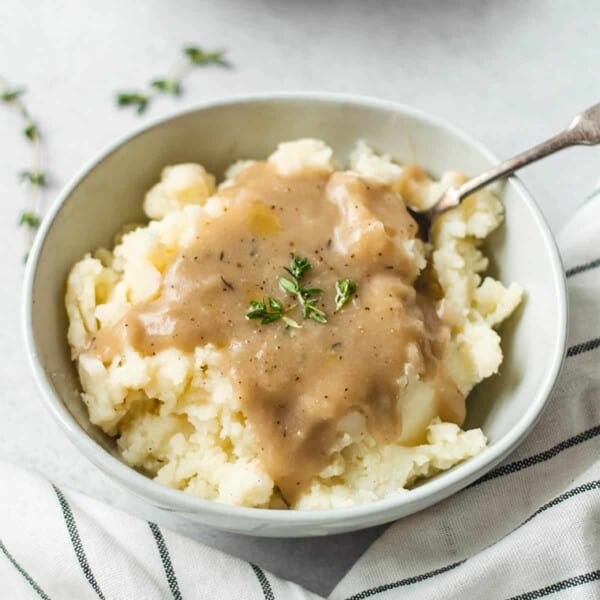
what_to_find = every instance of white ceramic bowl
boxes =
[23,93,567,537]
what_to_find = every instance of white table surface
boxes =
[2,1,599,596]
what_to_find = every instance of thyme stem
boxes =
[0,76,46,258]
[116,45,229,114]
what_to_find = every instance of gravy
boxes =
[92,163,464,504]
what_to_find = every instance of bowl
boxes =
[23,93,567,537]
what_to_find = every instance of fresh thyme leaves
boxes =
[278,277,298,295]
[19,170,47,186]
[283,255,312,280]
[0,76,46,258]
[334,279,357,312]
[279,256,327,323]
[301,296,327,323]
[246,258,357,328]
[116,92,149,114]
[116,45,229,114]
[184,46,229,66]
[282,316,302,329]
[150,79,182,96]
[247,297,289,325]
[0,88,24,102]
[23,122,38,141]
[19,211,41,228]
[246,297,302,328]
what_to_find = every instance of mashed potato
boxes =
[66,140,522,509]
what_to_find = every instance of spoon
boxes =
[409,101,600,237]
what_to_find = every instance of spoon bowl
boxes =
[410,100,600,238]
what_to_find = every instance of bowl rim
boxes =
[22,91,568,526]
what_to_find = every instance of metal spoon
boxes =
[409,101,600,237]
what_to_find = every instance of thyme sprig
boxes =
[334,279,357,312]
[247,297,284,324]
[0,76,47,258]
[279,256,327,324]
[116,45,229,114]
[246,257,358,328]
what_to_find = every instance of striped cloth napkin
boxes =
[2,193,599,600]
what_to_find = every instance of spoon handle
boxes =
[439,101,600,209]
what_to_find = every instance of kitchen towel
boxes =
[2,193,599,599]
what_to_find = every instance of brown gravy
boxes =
[92,162,464,504]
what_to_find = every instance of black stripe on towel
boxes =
[470,424,600,487]
[148,522,183,600]
[0,538,51,600]
[251,564,276,600]
[52,485,106,600]
[344,560,466,600]
[346,481,599,600]
[565,257,600,278]
[506,569,600,599]
[567,337,600,357]
[519,480,599,529]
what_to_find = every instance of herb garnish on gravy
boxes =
[246,256,356,327]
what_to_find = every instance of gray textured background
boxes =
[1,1,599,595]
